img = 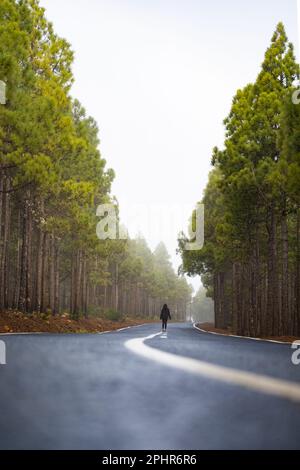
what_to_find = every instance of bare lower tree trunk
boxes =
[84,261,89,318]
[232,263,241,335]
[0,176,11,311]
[267,205,279,336]
[54,244,60,316]
[13,208,22,309]
[0,172,3,311]
[82,258,89,318]
[49,234,55,314]
[215,272,225,329]
[73,250,83,318]
[295,208,300,336]
[36,228,45,313]
[104,285,107,311]
[3,179,11,309]
[115,263,119,311]
[18,198,29,313]
[26,197,33,313]
[281,203,289,335]
[41,233,49,313]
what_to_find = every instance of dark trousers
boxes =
[162,320,168,331]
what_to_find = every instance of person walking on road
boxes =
[160,304,171,331]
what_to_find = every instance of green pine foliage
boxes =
[0,0,191,320]
[179,23,300,337]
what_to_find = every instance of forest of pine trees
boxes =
[179,23,300,338]
[0,0,192,321]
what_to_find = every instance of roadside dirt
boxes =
[197,322,299,344]
[0,310,154,334]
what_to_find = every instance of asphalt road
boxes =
[0,322,300,450]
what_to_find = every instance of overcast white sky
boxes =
[40,0,299,292]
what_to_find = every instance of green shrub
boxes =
[105,309,123,322]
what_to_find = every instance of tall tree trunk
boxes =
[3,178,11,309]
[49,234,55,314]
[254,239,261,337]
[295,208,300,336]
[54,244,60,316]
[281,201,289,335]
[0,173,4,311]
[73,250,83,318]
[26,196,33,313]
[115,263,119,311]
[0,176,11,311]
[41,233,49,313]
[267,204,279,336]
[214,274,219,328]
[36,228,45,313]
[84,260,89,318]
[13,208,22,309]
[18,198,29,313]
[232,263,241,335]
[214,272,225,329]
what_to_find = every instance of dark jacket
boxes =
[160,306,171,321]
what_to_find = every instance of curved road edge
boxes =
[193,323,295,345]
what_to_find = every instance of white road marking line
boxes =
[125,332,300,403]
[98,323,149,335]
[0,332,44,336]
[117,325,147,332]
[193,323,294,345]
